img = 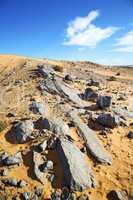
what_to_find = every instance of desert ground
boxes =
[0,54,133,200]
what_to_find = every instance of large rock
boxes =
[97,96,112,109]
[56,138,96,191]
[14,120,34,143]
[97,113,119,128]
[3,152,23,166]
[69,110,112,165]
[33,151,47,184]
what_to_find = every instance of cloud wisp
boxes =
[63,10,117,48]
[113,30,133,52]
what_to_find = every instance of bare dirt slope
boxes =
[0,55,133,200]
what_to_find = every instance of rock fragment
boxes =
[69,110,112,165]
[56,138,96,191]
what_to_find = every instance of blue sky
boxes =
[0,0,133,65]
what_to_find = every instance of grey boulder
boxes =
[56,138,96,191]
[14,119,34,143]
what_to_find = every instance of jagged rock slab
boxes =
[56,138,96,191]
[33,151,47,184]
[54,78,86,107]
[39,78,60,95]
[39,77,86,107]
[69,110,112,165]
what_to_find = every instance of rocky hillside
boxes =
[0,55,133,200]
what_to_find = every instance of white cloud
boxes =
[114,30,133,52]
[63,10,117,48]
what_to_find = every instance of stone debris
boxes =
[14,119,34,143]
[87,79,100,87]
[56,138,96,191]
[97,113,119,128]
[69,110,112,165]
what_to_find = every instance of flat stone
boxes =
[69,110,112,165]
[56,138,96,191]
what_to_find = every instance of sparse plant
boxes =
[53,65,63,72]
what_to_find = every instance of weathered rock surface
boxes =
[14,120,34,143]
[56,138,96,191]
[69,110,112,165]
[97,113,119,128]
[30,101,46,115]
[97,96,112,109]
[33,150,47,184]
